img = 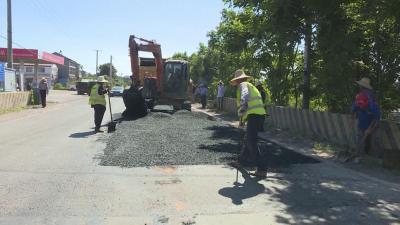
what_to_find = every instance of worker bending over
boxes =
[230,69,267,178]
[121,76,148,120]
[88,76,109,133]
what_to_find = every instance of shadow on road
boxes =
[210,125,400,224]
[201,125,319,169]
[69,130,96,138]
[218,166,265,205]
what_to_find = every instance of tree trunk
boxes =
[302,19,312,109]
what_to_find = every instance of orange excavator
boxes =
[128,35,191,111]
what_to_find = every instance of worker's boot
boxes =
[95,127,104,133]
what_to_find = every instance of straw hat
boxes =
[230,69,251,85]
[97,76,109,83]
[356,77,372,90]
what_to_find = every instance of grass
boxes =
[0,106,29,116]
[0,102,56,116]
[313,142,337,153]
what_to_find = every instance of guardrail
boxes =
[0,91,31,110]
[266,106,400,152]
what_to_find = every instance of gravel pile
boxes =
[100,111,242,167]
[99,110,319,168]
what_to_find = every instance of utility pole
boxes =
[94,49,101,76]
[7,0,13,69]
[302,18,312,110]
[109,55,113,86]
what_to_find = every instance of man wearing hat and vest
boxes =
[230,69,267,177]
[351,77,380,163]
[89,76,109,133]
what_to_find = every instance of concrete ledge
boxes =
[0,92,31,110]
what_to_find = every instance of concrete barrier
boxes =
[266,105,400,169]
[0,92,31,110]
[267,105,400,151]
[221,97,236,114]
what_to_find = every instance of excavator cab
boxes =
[162,60,189,100]
[143,60,190,111]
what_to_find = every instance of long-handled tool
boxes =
[234,117,246,184]
[107,90,117,133]
[107,55,117,133]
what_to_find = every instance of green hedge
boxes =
[53,83,68,90]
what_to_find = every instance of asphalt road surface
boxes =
[0,90,399,225]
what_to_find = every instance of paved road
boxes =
[0,91,399,225]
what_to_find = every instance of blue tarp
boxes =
[0,62,4,82]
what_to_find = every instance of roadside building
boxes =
[0,48,64,91]
[13,63,58,89]
[53,52,81,88]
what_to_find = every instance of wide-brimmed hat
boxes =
[97,76,109,83]
[230,69,251,85]
[356,77,372,90]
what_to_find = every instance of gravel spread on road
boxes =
[99,110,319,168]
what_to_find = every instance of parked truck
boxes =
[76,79,96,95]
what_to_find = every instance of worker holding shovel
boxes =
[351,77,381,163]
[89,76,109,133]
[230,69,267,178]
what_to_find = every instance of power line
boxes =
[0,34,38,56]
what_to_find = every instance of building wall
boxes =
[53,53,80,86]
[13,63,57,89]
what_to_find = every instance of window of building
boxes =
[25,66,33,73]
[39,67,45,73]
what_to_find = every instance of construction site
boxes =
[1,1,400,224]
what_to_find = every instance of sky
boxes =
[0,0,225,75]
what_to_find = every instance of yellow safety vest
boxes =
[236,82,266,121]
[88,84,106,106]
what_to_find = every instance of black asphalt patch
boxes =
[98,111,319,168]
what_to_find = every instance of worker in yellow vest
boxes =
[89,76,109,133]
[230,69,267,178]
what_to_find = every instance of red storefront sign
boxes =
[0,48,38,60]
[41,52,64,65]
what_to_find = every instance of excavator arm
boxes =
[129,35,163,91]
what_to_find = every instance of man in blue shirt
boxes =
[198,84,208,109]
[351,77,381,163]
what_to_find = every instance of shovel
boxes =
[107,93,117,133]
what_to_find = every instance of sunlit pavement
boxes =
[0,91,399,225]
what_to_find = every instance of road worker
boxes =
[351,77,380,163]
[121,75,148,120]
[88,76,109,133]
[230,69,267,178]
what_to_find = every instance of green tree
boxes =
[98,63,117,77]
[177,0,400,115]
[170,52,190,61]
